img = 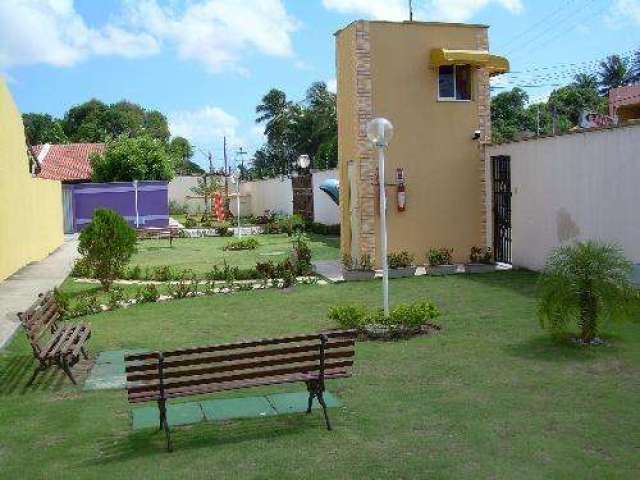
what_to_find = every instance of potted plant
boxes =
[342,253,376,281]
[465,246,496,273]
[426,248,457,275]
[387,250,417,278]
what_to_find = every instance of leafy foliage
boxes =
[22,113,67,145]
[427,248,453,266]
[328,300,440,332]
[251,81,337,179]
[77,209,137,291]
[135,284,160,304]
[223,238,260,251]
[469,247,493,264]
[538,241,634,343]
[291,233,312,275]
[91,135,174,182]
[388,251,415,269]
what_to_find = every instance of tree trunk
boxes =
[579,289,598,343]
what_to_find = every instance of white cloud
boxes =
[322,0,523,22]
[327,78,337,93]
[124,0,298,73]
[606,0,640,27]
[0,0,159,69]
[169,106,241,146]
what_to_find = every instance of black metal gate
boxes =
[492,156,512,264]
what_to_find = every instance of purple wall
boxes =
[69,181,169,232]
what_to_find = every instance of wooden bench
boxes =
[136,227,181,246]
[17,291,92,386]
[125,330,356,451]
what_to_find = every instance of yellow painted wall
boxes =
[0,78,63,281]
[337,21,489,265]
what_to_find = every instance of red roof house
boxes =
[33,143,105,182]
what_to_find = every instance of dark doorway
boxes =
[492,155,512,264]
[292,174,314,221]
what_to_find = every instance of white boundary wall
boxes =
[241,177,293,216]
[312,169,340,225]
[485,124,640,271]
[168,175,206,214]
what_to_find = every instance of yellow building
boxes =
[0,78,64,281]
[336,20,508,266]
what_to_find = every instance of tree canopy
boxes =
[90,135,175,183]
[250,81,337,179]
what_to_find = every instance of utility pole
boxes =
[552,105,558,136]
[208,152,213,174]
[409,0,413,21]
[536,104,540,137]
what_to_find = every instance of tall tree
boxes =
[572,73,598,91]
[255,89,294,175]
[22,113,68,145]
[598,55,631,95]
[91,135,174,182]
[169,137,203,175]
[143,110,171,143]
[490,87,529,143]
[631,48,640,83]
[63,99,110,142]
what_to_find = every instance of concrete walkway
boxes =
[0,235,79,350]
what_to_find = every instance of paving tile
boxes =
[131,402,204,430]
[201,396,277,421]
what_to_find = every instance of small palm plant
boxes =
[538,241,634,343]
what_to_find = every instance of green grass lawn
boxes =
[132,233,339,274]
[1,271,639,478]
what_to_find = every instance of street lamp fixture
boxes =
[366,117,394,317]
[297,154,311,170]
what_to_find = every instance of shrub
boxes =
[184,214,197,229]
[70,257,93,278]
[223,238,259,251]
[427,248,453,266]
[125,265,143,280]
[256,210,275,225]
[328,304,368,329]
[151,265,175,282]
[135,284,160,304]
[256,260,276,279]
[213,221,233,237]
[107,287,126,310]
[538,241,635,343]
[70,293,102,318]
[291,233,312,275]
[53,288,70,319]
[342,252,373,271]
[469,246,493,264]
[168,270,198,299]
[310,222,340,235]
[78,209,137,291]
[390,301,440,328]
[387,250,415,269]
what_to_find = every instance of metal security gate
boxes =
[492,156,512,264]
[292,174,314,221]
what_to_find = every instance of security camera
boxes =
[472,130,481,140]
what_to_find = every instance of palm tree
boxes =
[538,241,634,344]
[572,73,598,91]
[598,55,631,95]
[255,89,291,144]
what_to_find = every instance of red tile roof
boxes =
[33,143,105,182]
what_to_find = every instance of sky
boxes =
[1,0,638,170]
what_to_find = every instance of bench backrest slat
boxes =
[125,330,356,403]
[18,291,61,354]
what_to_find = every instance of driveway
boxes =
[0,235,79,350]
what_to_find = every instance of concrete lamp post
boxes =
[366,117,394,317]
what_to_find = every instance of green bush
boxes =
[135,284,160,304]
[53,288,70,319]
[291,233,312,275]
[70,293,102,318]
[223,238,259,251]
[78,209,137,291]
[469,246,493,264]
[427,248,453,266]
[328,304,367,329]
[328,300,440,331]
[151,265,175,281]
[538,241,635,343]
[107,287,126,310]
[388,250,415,269]
[213,221,233,237]
[184,214,197,229]
[168,270,198,299]
[310,222,340,235]
[70,257,93,278]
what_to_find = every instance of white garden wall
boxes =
[168,175,207,214]
[312,169,340,225]
[485,124,640,271]
[241,177,293,217]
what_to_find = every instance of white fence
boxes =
[485,124,640,271]
[170,170,340,224]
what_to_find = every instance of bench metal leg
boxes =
[80,346,89,360]
[316,391,332,431]
[158,400,173,452]
[27,364,45,386]
[60,357,77,385]
[305,381,315,414]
